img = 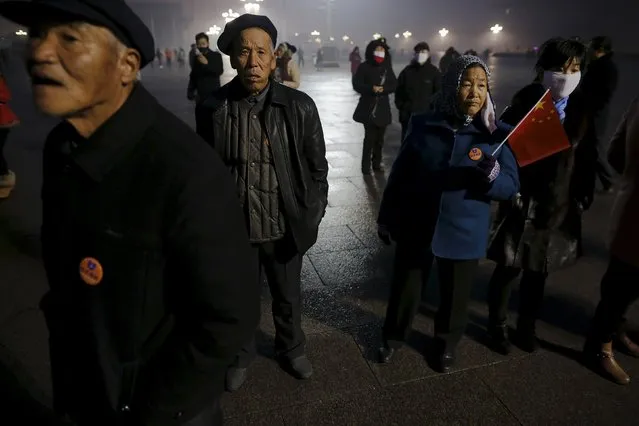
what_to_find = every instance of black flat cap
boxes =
[0,0,155,67]
[217,13,277,56]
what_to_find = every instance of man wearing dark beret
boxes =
[202,13,329,392]
[0,0,259,424]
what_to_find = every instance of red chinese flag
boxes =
[506,89,571,167]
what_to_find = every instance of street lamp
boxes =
[439,28,449,38]
[15,29,27,36]
[373,33,381,40]
[311,30,320,36]
[490,24,503,34]
[294,32,299,37]
[342,35,349,41]
[206,25,221,36]
[222,9,240,23]
[314,37,321,44]
[243,3,261,13]
[402,31,412,39]
[329,36,335,41]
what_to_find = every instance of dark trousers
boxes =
[588,257,639,344]
[362,124,386,172]
[0,128,9,175]
[596,135,615,189]
[382,241,479,351]
[234,240,304,367]
[195,102,213,142]
[487,265,548,327]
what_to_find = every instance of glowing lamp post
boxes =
[373,33,381,40]
[402,31,412,39]
[223,9,240,23]
[342,35,349,42]
[206,25,221,36]
[311,30,320,36]
[439,28,449,38]
[490,24,503,34]
[394,33,400,39]
[15,29,27,36]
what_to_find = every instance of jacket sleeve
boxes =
[607,97,636,174]
[383,67,398,94]
[136,148,259,423]
[283,60,301,89]
[304,99,329,206]
[394,69,407,111]
[378,119,419,227]
[433,69,442,95]
[200,52,224,76]
[486,142,520,201]
[352,64,374,95]
[582,61,619,111]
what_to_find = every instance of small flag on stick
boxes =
[492,89,571,167]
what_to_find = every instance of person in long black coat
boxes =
[485,38,595,355]
[352,39,397,174]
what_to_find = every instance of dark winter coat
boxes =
[487,83,594,273]
[581,53,619,140]
[352,40,398,127]
[40,84,259,425]
[188,48,224,104]
[395,59,442,125]
[378,112,519,260]
[200,78,329,255]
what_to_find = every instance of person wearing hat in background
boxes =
[352,38,397,174]
[395,41,442,143]
[0,0,260,424]
[274,41,301,89]
[201,13,329,392]
[188,31,224,136]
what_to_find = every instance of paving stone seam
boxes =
[477,374,526,426]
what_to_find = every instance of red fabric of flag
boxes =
[507,89,571,167]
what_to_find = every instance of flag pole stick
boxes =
[491,89,551,156]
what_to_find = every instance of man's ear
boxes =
[120,48,141,85]
[269,51,276,71]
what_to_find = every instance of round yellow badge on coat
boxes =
[79,257,104,286]
[468,147,483,161]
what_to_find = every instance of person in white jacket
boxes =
[274,42,301,89]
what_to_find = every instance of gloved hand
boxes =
[377,224,392,245]
[475,154,500,183]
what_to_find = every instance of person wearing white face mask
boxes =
[485,37,597,356]
[395,42,442,143]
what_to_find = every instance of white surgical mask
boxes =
[373,51,385,59]
[417,51,429,64]
[542,71,581,99]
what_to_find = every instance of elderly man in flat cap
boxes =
[201,13,329,392]
[0,0,259,424]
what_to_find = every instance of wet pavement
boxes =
[1,54,639,425]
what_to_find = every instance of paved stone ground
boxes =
[1,52,639,425]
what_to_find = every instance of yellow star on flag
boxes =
[534,101,545,111]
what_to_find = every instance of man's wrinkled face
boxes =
[27,21,128,117]
[457,65,488,117]
[231,28,276,94]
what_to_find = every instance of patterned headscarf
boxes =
[432,55,497,132]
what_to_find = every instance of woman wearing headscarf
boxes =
[485,38,594,355]
[349,46,362,75]
[352,39,397,174]
[0,68,19,199]
[274,42,301,89]
[376,56,519,372]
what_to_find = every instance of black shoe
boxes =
[513,327,539,353]
[437,351,456,373]
[378,346,396,363]
[279,355,313,379]
[225,367,248,392]
[487,322,512,355]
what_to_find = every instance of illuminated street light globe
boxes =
[315,37,321,43]
[394,33,400,39]
[373,33,381,40]
[311,30,320,36]
[15,29,27,36]
[206,25,221,36]
[439,28,449,38]
[402,31,412,39]
[244,3,261,13]
[342,35,349,41]
[490,24,503,34]
[295,32,299,37]
[329,37,335,41]
[222,9,239,23]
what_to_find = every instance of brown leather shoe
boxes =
[615,332,639,358]
[592,350,630,385]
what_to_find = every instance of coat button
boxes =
[249,185,254,190]
[174,411,183,419]
[250,162,255,167]
[252,114,257,119]
[121,405,131,412]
